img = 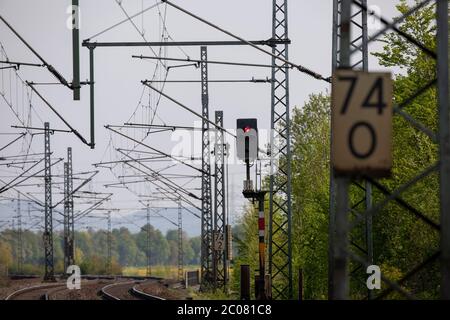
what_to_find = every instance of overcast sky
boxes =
[0,1,405,235]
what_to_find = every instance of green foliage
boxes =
[231,0,440,299]
[231,204,260,294]
[0,225,201,276]
[291,93,331,299]
[368,0,439,299]
[0,240,13,268]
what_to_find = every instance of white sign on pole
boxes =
[332,70,393,177]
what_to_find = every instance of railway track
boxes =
[47,279,112,300]
[100,280,166,300]
[131,285,166,300]
[5,283,66,300]
[4,277,174,300]
[100,281,144,300]
[5,279,112,300]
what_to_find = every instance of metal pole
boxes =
[365,180,373,300]
[72,0,80,100]
[67,147,75,267]
[257,192,267,300]
[329,0,339,299]
[240,264,251,300]
[298,268,303,301]
[82,39,289,48]
[106,211,112,275]
[330,0,369,300]
[361,0,374,300]
[334,177,350,299]
[89,47,95,149]
[178,199,184,281]
[146,205,151,277]
[11,219,15,270]
[200,46,213,290]
[361,0,369,71]
[332,0,351,300]
[213,110,226,289]
[63,162,69,274]
[43,122,55,281]
[268,0,293,300]
[16,192,22,274]
[437,0,450,299]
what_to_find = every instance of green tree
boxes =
[369,0,439,299]
[230,0,439,300]
[290,92,331,299]
[188,236,201,265]
[0,240,13,268]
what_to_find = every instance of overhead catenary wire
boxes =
[105,125,206,174]
[104,155,200,219]
[114,153,202,213]
[85,2,162,41]
[113,0,161,60]
[98,4,172,175]
[132,54,275,68]
[117,149,201,201]
[0,60,44,68]
[26,83,90,147]
[160,0,330,82]
[0,14,72,88]
[142,82,236,138]
[142,78,273,83]
[0,132,26,152]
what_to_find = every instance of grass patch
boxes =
[122,265,200,279]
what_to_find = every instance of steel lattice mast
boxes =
[43,122,55,281]
[331,0,352,300]
[200,46,214,289]
[213,110,227,288]
[64,147,75,273]
[437,0,450,299]
[178,198,184,281]
[16,192,23,274]
[329,0,371,299]
[63,161,69,273]
[67,147,75,267]
[146,205,152,277]
[329,0,450,300]
[268,0,293,299]
[106,210,112,275]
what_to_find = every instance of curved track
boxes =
[4,277,174,300]
[100,280,166,300]
[131,285,165,300]
[5,283,66,300]
[100,281,144,300]
[46,279,111,300]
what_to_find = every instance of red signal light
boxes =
[244,126,251,133]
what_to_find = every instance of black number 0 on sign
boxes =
[331,69,393,177]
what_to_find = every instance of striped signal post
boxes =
[242,190,267,300]
[256,191,267,300]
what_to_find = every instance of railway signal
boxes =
[237,118,268,300]
[331,70,393,177]
[237,118,258,194]
[236,118,258,163]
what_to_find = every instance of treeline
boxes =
[0,225,200,275]
[232,0,440,299]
